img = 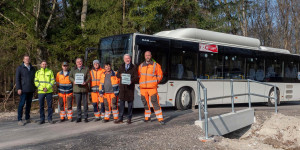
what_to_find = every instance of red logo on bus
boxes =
[199,44,218,53]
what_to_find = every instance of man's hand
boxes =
[82,82,86,85]
[18,90,22,95]
[100,94,103,97]
[43,88,48,92]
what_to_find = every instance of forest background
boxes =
[0,0,299,109]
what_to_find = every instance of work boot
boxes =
[38,120,45,125]
[102,119,109,123]
[59,119,65,123]
[94,118,100,122]
[48,120,55,124]
[113,119,120,124]
[84,118,89,123]
[159,121,165,125]
[144,118,151,123]
[76,118,81,123]
[126,119,132,125]
[115,119,123,124]
[18,121,25,126]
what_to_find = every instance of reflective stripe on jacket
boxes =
[138,61,163,89]
[90,68,104,92]
[99,70,119,96]
[56,71,72,94]
[34,68,55,93]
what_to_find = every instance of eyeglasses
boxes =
[63,65,68,67]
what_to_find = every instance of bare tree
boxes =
[277,0,292,50]
[42,0,57,38]
[291,0,300,54]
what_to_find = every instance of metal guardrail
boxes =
[197,79,278,139]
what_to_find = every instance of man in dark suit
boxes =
[116,54,139,124]
[16,54,36,126]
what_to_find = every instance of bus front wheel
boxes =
[176,87,192,110]
[268,88,280,107]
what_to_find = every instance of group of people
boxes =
[16,51,165,126]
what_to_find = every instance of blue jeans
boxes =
[18,92,33,121]
[38,93,53,121]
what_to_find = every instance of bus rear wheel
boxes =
[176,87,192,110]
[268,88,280,107]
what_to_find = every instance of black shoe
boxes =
[159,121,165,125]
[102,119,109,123]
[144,118,151,122]
[48,120,55,124]
[126,119,132,124]
[76,118,82,123]
[59,119,65,123]
[38,120,45,125]
[84,118,89,123]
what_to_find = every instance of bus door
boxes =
[134,35,170,107]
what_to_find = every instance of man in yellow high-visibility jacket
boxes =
[34,60,55,125]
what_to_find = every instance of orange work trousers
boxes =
[91,92,104,119]
[58,93,73,120]
[140,88,163,122]
[103,93,118,120]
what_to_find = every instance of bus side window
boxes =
[199,53,222,79]
[171,49,197,80]
[224,55,245,79]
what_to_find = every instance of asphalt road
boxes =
[0,101,300,150]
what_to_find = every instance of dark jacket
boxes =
[69,66,90,93]
[116,63,139,101]
[15,63,36,93]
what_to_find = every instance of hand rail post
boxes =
[247,79,251,108]
[197,79,202,121]
[230,79,235,113]
[204,88,208,139]
[274,86,278,114]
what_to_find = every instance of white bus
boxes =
[97,28,300,110]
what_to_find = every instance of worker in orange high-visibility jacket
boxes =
[138,51,165,125]
[56,62,73,122]
[99,62,120,123]
[90,60,105,121]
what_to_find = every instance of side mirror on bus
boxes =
[134,45,140,65]
[85,47,98,62]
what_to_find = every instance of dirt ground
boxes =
[217,112,300,150]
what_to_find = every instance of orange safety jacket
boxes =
[56,71,73,94]
[99,70,119,96]
[90,68,104,92]
[138,61,163,89]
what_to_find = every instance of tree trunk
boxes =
[81,0,88,36]
[42,0,56,38]
[264,0,272,46]
[34,0,41,35]
[62,0,68,14]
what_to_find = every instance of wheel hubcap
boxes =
[181,91,190,107]
[270,91,278,104]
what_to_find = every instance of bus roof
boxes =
[153,28,293,55]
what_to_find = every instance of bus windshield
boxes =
[99,34,133,71]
